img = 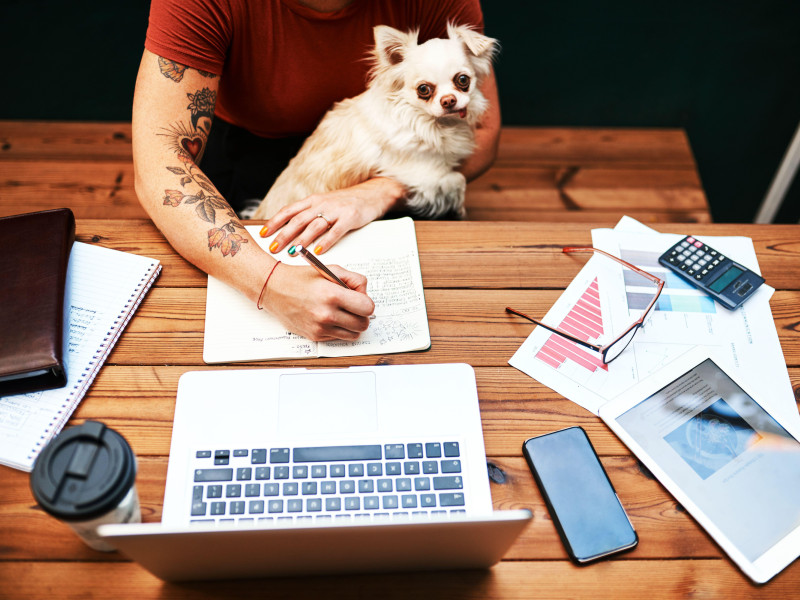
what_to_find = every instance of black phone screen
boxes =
[523,427,638,563]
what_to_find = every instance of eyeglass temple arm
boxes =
[504,307,602,352]
[562,246,664,285]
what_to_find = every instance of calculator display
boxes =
[709,266,744,293]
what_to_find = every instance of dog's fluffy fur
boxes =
[252,23,497,220]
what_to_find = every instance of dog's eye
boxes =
[416,83,433,100]
[454,74,471,91]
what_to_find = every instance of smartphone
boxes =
[523,427,638,563]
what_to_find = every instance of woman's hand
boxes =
[260,177,405,255]
[262,262,375,341]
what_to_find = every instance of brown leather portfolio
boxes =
[0,208,75,396]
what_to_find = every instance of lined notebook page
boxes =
[0,242,160,471]
[203,217,430,363]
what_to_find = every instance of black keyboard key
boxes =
[251,449,267,464]
[196,450,212,458]
[236,467,252,481]
[330,465,346,477]
[245,484,261,497]
[194,468,233,482]
[377,479,393,492]
[321,481,336,494]
[294,445,382,462]
[348,464,364,477]
[425,443,442,458]
[384,444,405,459]
[433,476,463,490]
[274,466,289,479]
[287,499,303,513]
[214,450,230,465]
[364,496,380,510]
[307,498,322,512]
[367,463,382,476]
[292,466,308,479]
[407,443,423,458]
[402,495,418,509]
[283,482,298,495]
[302,482,318,495]
[192,485,203,501]
[404,461,420,475]
[444,442,460,457]
[414,477,431,491]
[311,465,327,478]
[422,461,438,474]
[225,484,241,498]
[255,467,271,480]
[233,449,248,457]
[441,460,462,473]
[358,480,374,493]
[396,478,412,492]
[339,480,356,494]
[270,448,290,463]
[386,462,401,475]
[263,483,279,496]
[326,498,342,511]
[268,500,284,513]
[382,495,399,510]
[420,494,436,508]
[345,497,360,511]
[210,502,225,516]
[249,500,265,514]
[191,501,207,516]
[207,485,222,498]
[439,492,465,507]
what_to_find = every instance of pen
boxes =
[288,244,351,289]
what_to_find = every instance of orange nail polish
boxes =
[260,225,270,237]
[269,241,279,253]
[314,245,323,255]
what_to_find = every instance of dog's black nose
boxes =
[440,94,457,109]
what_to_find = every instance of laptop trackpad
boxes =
[277,371,378,435]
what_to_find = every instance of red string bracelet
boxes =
[257,261,281,310]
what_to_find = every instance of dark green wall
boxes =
[2,1,799,223]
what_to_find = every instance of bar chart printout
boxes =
[535,277,608,374]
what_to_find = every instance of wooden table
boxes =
[1,220,799,598]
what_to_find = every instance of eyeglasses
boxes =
[506,247,665,364]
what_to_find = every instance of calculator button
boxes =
[679,263,688,271]
[687,269,695,275]
[718,255,725,261]
[710,250,717,256]
[687,237,695,243]
[693,241,702,248]
[680,241,690,248]
[695,274,703,280]
[668,257,677,264]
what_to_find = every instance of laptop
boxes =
[99,363,531,581]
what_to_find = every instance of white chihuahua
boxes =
[252,23,498,220]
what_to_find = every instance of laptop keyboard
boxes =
[188,441,468,525]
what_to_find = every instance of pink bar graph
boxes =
[535,278,608,373]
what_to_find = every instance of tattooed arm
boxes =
[132,49,375,341]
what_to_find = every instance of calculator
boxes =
[657,236,765,310]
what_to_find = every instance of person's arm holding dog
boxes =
[264,67,501,256]
[132,49,374,341]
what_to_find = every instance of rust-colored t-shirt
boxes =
[145,0,484,138]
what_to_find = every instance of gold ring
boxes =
[316,213,332,229]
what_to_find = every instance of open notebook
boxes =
[203,217,431,363]
[0,242,160,471]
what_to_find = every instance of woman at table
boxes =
[132,0,499,341]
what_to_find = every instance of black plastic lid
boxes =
[30,421,136,522]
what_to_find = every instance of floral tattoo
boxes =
[162,154,248,257]
[158,56,217,82]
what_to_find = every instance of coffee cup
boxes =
[30,420,141,551]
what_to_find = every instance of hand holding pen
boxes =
[288,244,376,319]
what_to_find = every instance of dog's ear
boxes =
[447,23,498,78]
[373,25,418,68]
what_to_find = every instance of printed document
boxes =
[509,218,797,427]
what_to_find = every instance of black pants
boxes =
[199,118,307,215]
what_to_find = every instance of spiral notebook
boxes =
[0,242,161,471]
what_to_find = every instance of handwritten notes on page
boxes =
[202,217,431,363]
[0,242,161,471]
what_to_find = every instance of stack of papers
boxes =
[509,217,798,428]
